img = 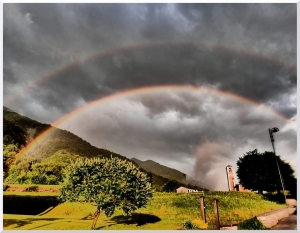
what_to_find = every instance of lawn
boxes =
[3,191,285,230]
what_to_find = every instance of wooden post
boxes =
[200,196,206,223]
[213,198,220,230]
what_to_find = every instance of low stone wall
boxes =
[257,207,296,228]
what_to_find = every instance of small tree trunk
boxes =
[92,208,101,230]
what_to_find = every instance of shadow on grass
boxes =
[263,194,286,204]
[109,213,161,227]
[3,218,62,229]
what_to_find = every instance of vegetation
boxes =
[3,191,285,230]
[237,217,267,230]
[236,149,297,196]
[3,119,26,172]
[162,180,180,192]
[58,157,153,229]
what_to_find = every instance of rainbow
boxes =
[12,85,296,165]
[4,41,296,107]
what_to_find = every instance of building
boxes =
[176,186,199,193]
[226,165,235,191]
[234,184,252,192]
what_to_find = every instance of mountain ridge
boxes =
[3,107,204,190]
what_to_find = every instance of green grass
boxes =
[3,191,285,230]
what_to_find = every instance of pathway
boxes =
[271,210,297,230]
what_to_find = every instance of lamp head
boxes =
[271,127,279,133]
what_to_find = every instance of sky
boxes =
[3,3,297,190]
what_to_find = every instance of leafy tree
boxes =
[162,180,180,192]
[236,149,297,196]
[58,156,153,229]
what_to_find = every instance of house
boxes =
[176,186,200,193]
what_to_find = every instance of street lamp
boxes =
[268,127,287,205]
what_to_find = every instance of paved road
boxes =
[271,210,297,230]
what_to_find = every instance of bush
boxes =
[237,217,267,230]
[46,175,59,185]
[31,174,47,184]
[182,219,199,230]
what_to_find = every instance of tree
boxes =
[162,180,180,192]
[58,156,153,229]
[236,149,297,196]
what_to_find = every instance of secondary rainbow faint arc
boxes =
[12,84,295,165]
[4,41,296,107]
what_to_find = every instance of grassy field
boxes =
[3,190,285,230]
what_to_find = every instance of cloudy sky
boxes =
[3,3,297,190]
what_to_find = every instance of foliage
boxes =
[3,118,26,146]
[58,156,153,229]
[236,149,297,195]
[3,184,10,191]
[182,219,207,230]
[3,119,27,171]
[237,217,267,230]
[182,219,199,229]
[162,180,180,192]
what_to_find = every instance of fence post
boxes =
[200,196,206,223]
[212,198,220,230]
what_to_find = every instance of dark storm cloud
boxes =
[4,3,297,189]
[57,91,296,190]
[4,3,296,120]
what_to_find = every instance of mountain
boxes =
[131,158,186,184]
[3,107,175,189]
[131,158,204,189]
[3,107,128,161]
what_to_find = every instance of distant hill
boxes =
[131,158,186,184]
[131,158,205,190]
[3,107,176,189]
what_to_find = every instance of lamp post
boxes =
[268,127,287,205]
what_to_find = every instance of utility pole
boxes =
[268,127,287,205]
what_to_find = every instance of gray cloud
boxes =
[4,3,297,190]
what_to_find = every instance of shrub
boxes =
[31,174,47,184]
[182,219,199,230]
[237,217,267,230]
[46,175,59,185]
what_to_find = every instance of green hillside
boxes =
[3,107,174,190]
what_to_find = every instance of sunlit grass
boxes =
[3,191,285,230]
